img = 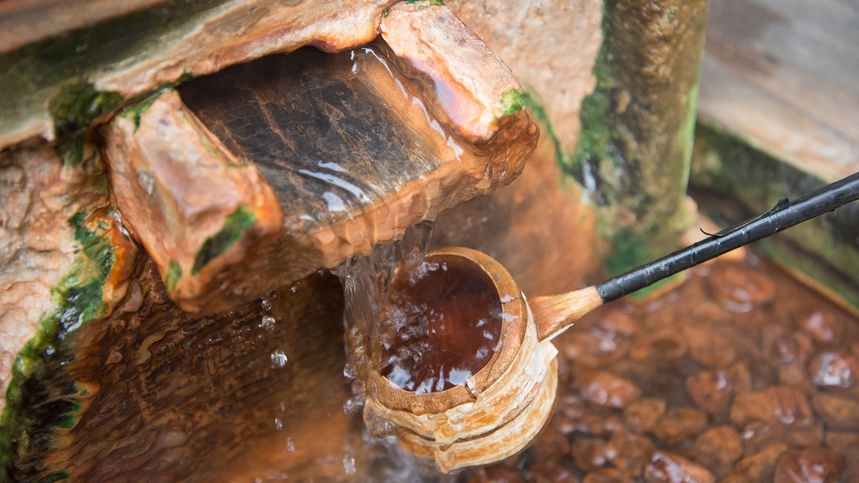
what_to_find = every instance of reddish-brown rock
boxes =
[812,394,859,431]
[575,369,642,409]
[695,426,744,469]
[773,448,845,483]
[734,445,787,483]
[645,451,715,483]
[624,398,667,434]
[652,408,709,444]
[730,387,813,427]
[686,364,751,415]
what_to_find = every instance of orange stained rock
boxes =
[102,89,283,312]
[381,1,524,142]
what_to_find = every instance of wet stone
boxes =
[709,266,776,311]
[812,394,859,431]
[466,464,526,483]
[652,407,708,444]
[532,427,572,463]
[561,330,630,368]
[606,431,655,477]
[824,431,859,454]
[695,426,744,469]
[808,351,859,388]
[644,451,715,483]
[624,397,667,434]
[529,464,580,483]
[773,448,845,483]
[572,437,610,472]
[797,310,843,345]
[576,369,642,409]
[730,387,813,427]
[686,365,751,415]
[630,329,688,362]
[734,444,787,483]
[582,468,632,483]
[685,325,737,368]
[769,332,814,364]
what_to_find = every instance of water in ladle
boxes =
[380,255,502,393]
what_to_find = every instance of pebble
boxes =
[652,407,708,444]
[710,266,776,308]
[812,394,859,431]
[532,427,572,462]
[582,468,632,483]
[734,444,787,483]
[685,325,737,368]
[576,369,642,409]
[644,451,715,483]
[730,386,813,427]
[606,431,655,477]
[773,448,845,483]
[808,351,858,388]
[572,437,610,472]
[466,464,525,483]
[686,365,751,415]
[797,310,843,345]
[121,281,144,312]
[529,464,579,483]
[597,310,637,336]
[562,331,630,368]
[624,397,667,434]
[824,431,859,454]
[695,426,744,468]
[630,329,688,362]
[767,332,813,365]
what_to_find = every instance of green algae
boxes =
[166,260,183,292]
[0,205,118,481]
[405,0,444,7]
[48,81,124,166]
[499,89,525,117]
[191,207,257,275]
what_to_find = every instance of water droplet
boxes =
[343,398,362,417]
[271,349,288,368]
[279,401,286,412]
[274,418,282,431]
[343,456,356,475]
[286,438,295,453]
[261,299,272,311]
[261,316,276,331]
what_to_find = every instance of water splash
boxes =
[333,220,434,396]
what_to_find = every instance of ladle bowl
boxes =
[360,171,859,472]
[360,247,559,473]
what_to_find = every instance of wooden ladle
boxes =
[530,171,859,341]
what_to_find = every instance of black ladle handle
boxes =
[596,171,859,303]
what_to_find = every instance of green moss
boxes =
[499,89,525,117]
[405,0,444,8]
[0,208,117,479]
[120,90,164,131]
[48,81,124,166]
[191,207,257,275]
[166,260,182,292]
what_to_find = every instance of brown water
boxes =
[380,255,502,393]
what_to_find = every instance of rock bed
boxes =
[459,257,859,483]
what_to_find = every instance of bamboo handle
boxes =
[529,171,859,342]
